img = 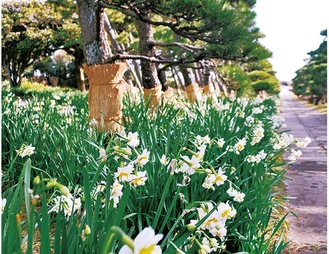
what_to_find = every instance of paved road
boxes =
[279,85,327,252]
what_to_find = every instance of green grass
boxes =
[299,99,327,114]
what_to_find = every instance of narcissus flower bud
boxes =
[186,223,196,231]
[46,178,57,189]
[56,183,71,197]
[33,176,41,185]
[84,224,91,236]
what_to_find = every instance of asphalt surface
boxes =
[279,85,327,253]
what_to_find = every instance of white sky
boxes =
[254,0,328,82]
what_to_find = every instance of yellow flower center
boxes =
[138,156,148,165]
[215,175,223,182]
[119,172,129,179]
[205,217,218,227]
[139,244,155,254]
[221,209,231,219]
[132,177,144,186]
[237,143,244,151]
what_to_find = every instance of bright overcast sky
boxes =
[254,0,328,82]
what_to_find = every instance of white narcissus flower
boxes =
[202,135,211,144]
[217,138,225,149]
[57,105,76,116]
[227,187,238,197]
[13,98,29,108]
[115,163,134,182]
[16,144,35,158]
[136,149,150,167]
[228,186,246,203]
[48,195,81,219]
[24,144,35,156]
[209,222,227,239]
[252,107,263,114]
[1,198,7,214]
[127,132,140,148]
[89,118,98,127]
[110,180,124,207]
[202,175,215,189]
[202,168,227,189]
[234,138,246,154]
[198,244,211,254]
[201,237,219,252]
[180,155,201,175]
[233,192,245,203]
[214,168,228,186]
[93,181,107,197]
[99,148,107,162]
[288,149,303,161]
[295,137,312,148]
[195,135,204,145]
[217,202,236,221]
[118,227,163,254]
[191,202,233,239]
[130,171,147,187]
[245,115,254,126]
[160,154,168,165]
[304,137,312,146]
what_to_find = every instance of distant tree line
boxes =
[292,29,327,104]
[2,0,280,96]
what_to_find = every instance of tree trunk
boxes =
[6,60,20,87]
[104,14,142,92]
[134,13,162,107]
[76,65,86,91]
[84,63,128,133]
[181,67,202,103]
[158,67,169,91]
[202,66,216,99]
[77,1,111,65]
[194,62,204,85]
[134,15,161,89]
[73,49,86,91]
[77,1,126,133]
[172,66,185,91]
[215,72,228,97]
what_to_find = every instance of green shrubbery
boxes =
[2,87,310,253]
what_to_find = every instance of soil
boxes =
[279,85,327,253]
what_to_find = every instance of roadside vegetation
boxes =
[2,1,321,253]
[2,83,312,253]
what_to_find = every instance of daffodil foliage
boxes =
[1,85,311,253]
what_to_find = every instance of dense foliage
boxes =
[2,85,311,253]
[2,0,280,96]
[219,59,280,96]
[1,0,82,87]
[292,29,327,104]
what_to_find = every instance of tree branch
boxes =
[150,40,204,52]
[99,1,137,18]
[107,53,199,65]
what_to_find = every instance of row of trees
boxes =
[2,0,84,88]
[2,0,280,96]
[292,29,327,104]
